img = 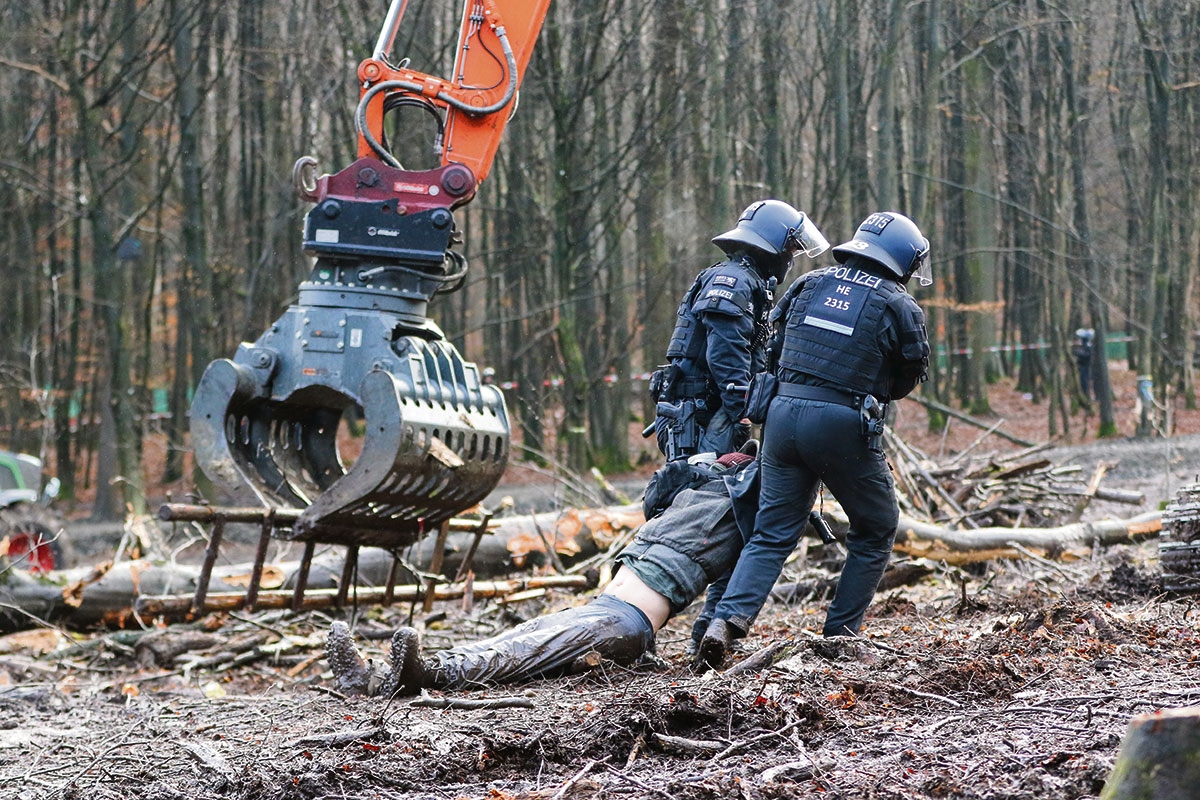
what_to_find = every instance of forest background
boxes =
[1,0,1198,522]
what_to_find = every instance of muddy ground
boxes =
[2,379,1199,800]
[1,526,1196,800]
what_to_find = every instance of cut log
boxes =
[0,506,640,633]
[0,499,1162,631]
[1101,706,1200,800]
[889,511,1162,564]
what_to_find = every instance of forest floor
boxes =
[2,362,1199,800]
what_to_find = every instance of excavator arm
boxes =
[189,0,550,550]
[355,0,548,183]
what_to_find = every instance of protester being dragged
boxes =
[326,443,767,696]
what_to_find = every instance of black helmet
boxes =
[712,200,829,279]
[832,212,931,286]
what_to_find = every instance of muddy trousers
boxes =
[425,594,654,691]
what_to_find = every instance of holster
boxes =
[656,398,700,462]
[859,394,886,450]
[744,372,778,425]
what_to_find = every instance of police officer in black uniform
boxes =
[696,211,932,668]
[652,200,829,460]
[1071,328,1095,401]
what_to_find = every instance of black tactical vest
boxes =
[779,266,905,398]
[665,259,771,392]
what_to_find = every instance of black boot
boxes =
[693,618,735,672]
[377,627,428,698]
[325,621,372,696]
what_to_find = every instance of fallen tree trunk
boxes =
[885,510,1159,565]
[0,501,1161,631]
[0,506,642,633]
[410,504,644,578]
[812,496,1161,565]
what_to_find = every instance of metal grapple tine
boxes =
[191,359,290,508]
[290,363,508,547]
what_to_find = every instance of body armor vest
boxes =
[779,265,904,399]
[665,258,771,399]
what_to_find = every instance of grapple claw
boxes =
[291,354,509,547]
[190,287,509,550]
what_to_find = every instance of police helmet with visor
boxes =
[712,200,829,281]
[832,211,931,286]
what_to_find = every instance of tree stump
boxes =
[1102,706,1200,800]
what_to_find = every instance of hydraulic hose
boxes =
[355,27,518,167]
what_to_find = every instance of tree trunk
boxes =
[963,46,995,416]
[945,3,970,406]
[1101,706,1200,800]
[1000,23,1044,399]
[166,0,211,482]
[1059,16,1116,437]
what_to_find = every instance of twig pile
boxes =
[886,431,1143,529]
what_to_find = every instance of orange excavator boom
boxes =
[356,0,551,184]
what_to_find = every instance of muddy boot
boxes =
[693,618,735,673]
[325,621,372,696]
[377,627,428,698]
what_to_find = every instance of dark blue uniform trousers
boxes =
[713,396,899,637]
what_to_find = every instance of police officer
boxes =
[653,200,829,460]
[1071,328,1095,401]
[696,211,932,668]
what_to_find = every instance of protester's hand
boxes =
[733,420,752,450]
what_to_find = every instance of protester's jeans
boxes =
[427,594,654,690]
[616,485,742,614]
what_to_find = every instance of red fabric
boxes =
[715,451,754,469]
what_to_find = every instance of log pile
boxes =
[1159,481,1200,593]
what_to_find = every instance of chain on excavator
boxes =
[189,0,551,552]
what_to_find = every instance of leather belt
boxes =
[777,382,860,408]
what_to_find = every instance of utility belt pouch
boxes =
[744,372,778,425]
[648,366,669,401]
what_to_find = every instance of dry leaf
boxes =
[0,628,68,655]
